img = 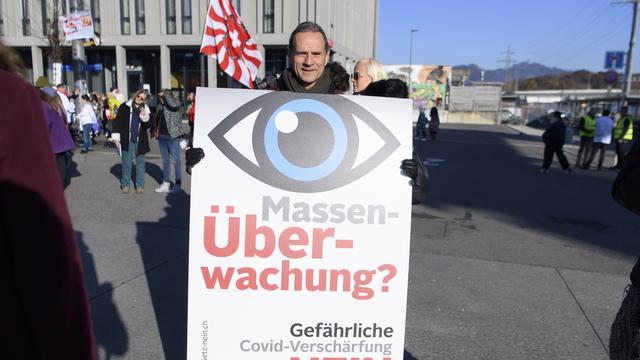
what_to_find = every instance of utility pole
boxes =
[409,29,418,87]
[616,0,640,105]
[71,0,88,95]
[499,46,516,92]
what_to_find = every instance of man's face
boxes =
[291,31,329,89]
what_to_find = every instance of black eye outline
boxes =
[208,91,400,193]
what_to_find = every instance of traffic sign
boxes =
[605,51,625,70]
[604,70,619,84]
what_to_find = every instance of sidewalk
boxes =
[63,133,627,360]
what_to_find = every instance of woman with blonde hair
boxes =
[111,89,152,194]
[352,58,386,94]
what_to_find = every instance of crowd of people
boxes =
[30,77,198,195]
[541,107,635,174]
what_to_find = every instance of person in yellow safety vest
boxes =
[611,106,634,170]
[576,109,596,168]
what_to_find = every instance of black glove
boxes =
[185,147,205,175]
[401,151,429,204]
[401,158,418,180]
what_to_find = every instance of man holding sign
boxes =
[186,21,426,360]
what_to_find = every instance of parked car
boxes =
[526,111,568,130]
[500,109,515,124]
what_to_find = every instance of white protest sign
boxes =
[59,10,94,41]
[187,88,413,360]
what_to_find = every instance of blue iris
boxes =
[264,99,347,181]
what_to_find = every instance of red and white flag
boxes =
[200,0,262,88]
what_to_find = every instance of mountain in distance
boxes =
[453,62,569,82]
[452,62,636,90]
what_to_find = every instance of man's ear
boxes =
[324,52,330,66]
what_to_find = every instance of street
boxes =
[64,124,638,360]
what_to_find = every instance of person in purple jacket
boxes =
[37,86,76,185]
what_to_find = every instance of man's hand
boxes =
[401,153,429,205]
[185,147,205,175]
[400,158,418,180]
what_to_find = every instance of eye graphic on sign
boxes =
[208,92,400,192]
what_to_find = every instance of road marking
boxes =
[423,158,446,166]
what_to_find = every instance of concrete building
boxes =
[1,0,378,97]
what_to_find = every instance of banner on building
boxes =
[59,10,94,41]
[186,88,413,359]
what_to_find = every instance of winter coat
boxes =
[112,100,152,155]
[157,94,183,140]
[542,120,566,145]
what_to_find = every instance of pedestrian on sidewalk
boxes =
[76,95,96,153]
[37,86,76,184]
[416,108,428,141]
[582,109,615,171]
[154,89,184,193]
[611,106,634,170]
[608,138,640,359]
[576,109,596,168]
[112,89,152,194]
[428,106,440,141]
[540,111,571,174]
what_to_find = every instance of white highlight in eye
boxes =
[224,108,260,166]
[353,114,384,169]
[274,110,298,133]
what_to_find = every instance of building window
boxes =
[41,0,49,36]
[263,0,274,33]
[91,0,100,33]
[22,0,31,36]
[120,0,130,34]
[166,0,176,34]
[182,0,192,34]
[265,48,287,77]
[135,0,144,34]
[0,0,4,36]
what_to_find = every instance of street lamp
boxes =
[409,29,418,87]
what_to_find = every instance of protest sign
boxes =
[59,10,94,41]
[187,88,413,360]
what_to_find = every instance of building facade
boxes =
[1,0,378,98]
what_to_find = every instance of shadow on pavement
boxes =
[109,162,164,187]
[412,125,640,264]
[65,157,81,189]
[136,191,190,359]
[404,349,418,359]
[77,232,128,360]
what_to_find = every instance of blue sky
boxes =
[377,0,640,72]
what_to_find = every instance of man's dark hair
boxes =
[326,62,349,93]
[603,109,611,116]
[288,21,330,53]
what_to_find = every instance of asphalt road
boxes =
[63,124,638,360]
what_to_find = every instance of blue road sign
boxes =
[83,63,103,71]
[605,51,625,69]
